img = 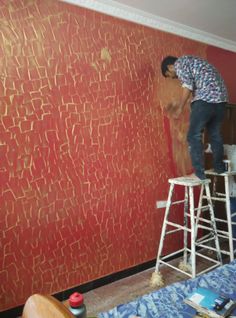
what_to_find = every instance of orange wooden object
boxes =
[22,294,74,318]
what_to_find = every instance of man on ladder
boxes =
[161,55,228,180]
[151,56,231,287]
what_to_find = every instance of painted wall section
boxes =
[206,46,236,103]
[0,0,235,311]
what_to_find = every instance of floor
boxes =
[77,254,223,317]
[19,243,230,317]
[82,265,183,317]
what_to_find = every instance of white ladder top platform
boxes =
[205,169,236,176]
[168,175,211,186]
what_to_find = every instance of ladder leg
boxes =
[154,183,175,272]
[183,186,189,265]
[188,184,204,269]
[210,176,217,250]
[195,184,204,240]
[224,175,234,261]
[189,186,196,278]
[205,184,223,265]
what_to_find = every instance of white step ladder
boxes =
[205,169,236,261]
[151,175,222,286]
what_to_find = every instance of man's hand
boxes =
[165,101,182,118]
[173,105,183,119]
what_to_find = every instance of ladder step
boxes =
[161,248,185,260]
[166,228,182,235]
[169,199,186,205]
[193,205,209,211]
[186,214,212,224]
[195,244,218,252]
[215,217,230,224]
[196,224,218,231]
[215,192,226,197]
[158,260,192,277]
[196,233,214,242]
[166,221,192,232]
[202,195,226,202]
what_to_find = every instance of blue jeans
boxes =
[187,100,225,176]
[230,197,236,249]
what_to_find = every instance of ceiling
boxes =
[63,0,236,52]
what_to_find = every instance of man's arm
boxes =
[166,87,192,118]
[176,87,192,116]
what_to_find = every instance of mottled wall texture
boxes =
[0,0,235,311]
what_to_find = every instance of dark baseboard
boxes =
[54,258,157,302]
[0,258,156,318]
[0,305,24,318]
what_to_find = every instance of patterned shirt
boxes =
[174,55,228,103]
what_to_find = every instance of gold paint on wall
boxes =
[101,47,112,63]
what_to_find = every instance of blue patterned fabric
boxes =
[99,260,236,318]
[174,55,228,103]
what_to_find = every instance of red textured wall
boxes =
[206,46,236,103]
[0,0,235,311]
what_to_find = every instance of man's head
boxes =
[161,56,178,78]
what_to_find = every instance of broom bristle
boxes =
[178,261,192,273]
[150,271,164,287]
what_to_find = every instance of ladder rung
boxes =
[196,236,214,245]
[161,248,185,260]
[170,199,186,205]
[186,248,221,264]
[196,224,217,231]
[215,218,236,225]
[215,192,226,197]
[216,230,231,237]
[166,221,192,232]
[194,253,221,265]
[219,250,231,256]
[197,206,209,212]
[166,228,182,235]
[158,260,192,277]
[197,263,222,275]
[193,205,209,211]
[203,196,226,202]
[186,214,212,224]
[195,244,219,252]
[215,217,228,223]
[196,217,212,224]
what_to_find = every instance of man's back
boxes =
[174,55,228,103]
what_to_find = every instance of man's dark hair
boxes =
[161,56,178,77]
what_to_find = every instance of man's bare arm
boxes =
[177,87,192,114]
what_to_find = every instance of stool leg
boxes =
[189,186,196,278]
[154,183,175,273]
[205,184,222,265]
[183,186,189,266]
[194,184,204,240]
[224,175,234,261]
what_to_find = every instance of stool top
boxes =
[205,169,236,176]
[168,175,211,186]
